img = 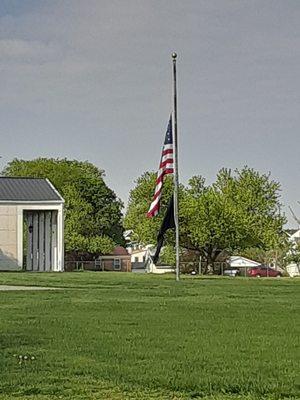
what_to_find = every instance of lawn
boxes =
[0,273,299,400]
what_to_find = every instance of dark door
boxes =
[24,211,56,271]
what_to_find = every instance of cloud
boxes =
[0,39,62,63]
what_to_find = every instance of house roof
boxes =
[229,256,261,268]
[288,229,300,240]
[285,228,299,236]
[112,246,130,256]
[0,177,63,202]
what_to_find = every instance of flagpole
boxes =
[172,52,180,282]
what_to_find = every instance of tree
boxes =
[239,245,290,268]
[181,168,286,272]
[3,158,124,258]
[125,167,286,273]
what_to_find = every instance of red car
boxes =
[247,266,282,278]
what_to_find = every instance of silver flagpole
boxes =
[172,52,180,282]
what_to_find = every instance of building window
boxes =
[113,259,121,270]
[134,257,138,263]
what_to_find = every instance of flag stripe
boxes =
[161,153,173,161]
[147,117,174,218]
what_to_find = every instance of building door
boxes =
[24,211,57,271]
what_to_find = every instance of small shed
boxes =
[0,177,64,272]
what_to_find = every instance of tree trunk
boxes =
[204,247,220,274]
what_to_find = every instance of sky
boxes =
[0,0,299,225]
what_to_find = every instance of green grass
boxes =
[0,273,299,400]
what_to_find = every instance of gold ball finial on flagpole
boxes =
[172,52,177,59]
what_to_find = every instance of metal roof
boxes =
[0,177,63,202]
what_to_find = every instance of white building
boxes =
[131,247,147,262]
[130,246,151,273]
[229,256,261,269]
[286,263,300,278]
[286,229,300,277]
[0,177,64,272]
[129,244,174,274]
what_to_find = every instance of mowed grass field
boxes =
[0,273,299,400]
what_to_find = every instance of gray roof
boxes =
[0,177,63,202]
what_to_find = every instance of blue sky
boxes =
[0,1,299,225]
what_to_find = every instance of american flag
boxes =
[147,117,174,218]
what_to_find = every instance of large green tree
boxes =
[124,167,286,272]
[3,158,124,258]
[239,245,290,268]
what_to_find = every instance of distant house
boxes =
[123,228,174,274]
[229,256,261,269]
[97,246,131,272]
[127,244,174,274]
[0,177,64,272]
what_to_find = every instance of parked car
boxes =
[223,268,240,277]
[247,265,282,278]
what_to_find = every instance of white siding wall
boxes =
[0,205,19,270]
[131,250,147,263]
[0,203,64,272]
